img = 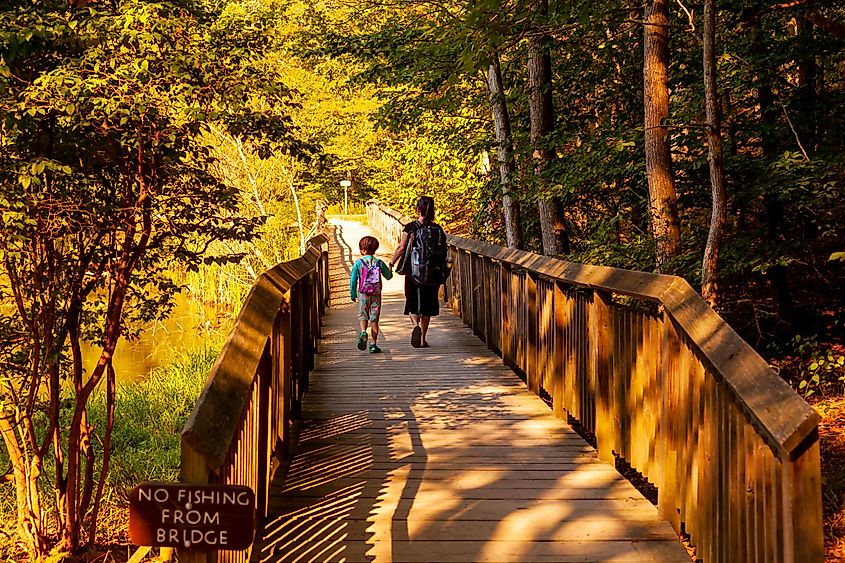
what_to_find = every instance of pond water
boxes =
[82,292,232,383]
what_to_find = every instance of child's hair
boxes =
[359,236,380,255]
[416,196,435,223]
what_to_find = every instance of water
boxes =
[82,292,232,383]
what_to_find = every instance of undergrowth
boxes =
[0,341,221,560]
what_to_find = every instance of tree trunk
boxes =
[528,0,568,256]
[643,0,681,272]
[487,53,523,250]
[701,0,727,307]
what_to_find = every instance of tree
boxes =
[528,0,568,256]
[487,52,523,249]
[643,0,681,272]
[0,0,296,555]
[701,0,727,306]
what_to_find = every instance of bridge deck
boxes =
[251,220,690,562]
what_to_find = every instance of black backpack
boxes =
[410,221,449,286]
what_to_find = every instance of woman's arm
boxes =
[389,232,410,268]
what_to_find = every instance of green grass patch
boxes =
[96,342,220,496]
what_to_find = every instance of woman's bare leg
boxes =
[420,316,431,345]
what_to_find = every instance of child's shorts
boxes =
[358,293,382,322]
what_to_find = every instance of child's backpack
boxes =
[358,258,383,295]
[410,221,448,287]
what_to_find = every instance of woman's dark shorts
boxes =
[404,275,440,317]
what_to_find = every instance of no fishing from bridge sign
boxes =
[129,483,255,550]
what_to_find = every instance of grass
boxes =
[0,340,222,560]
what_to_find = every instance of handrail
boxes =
[367,200,823,563]
[179,232,330,563]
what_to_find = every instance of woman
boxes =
[389,196,446,348]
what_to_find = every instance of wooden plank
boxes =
[783,435,823,562]
[676,338,691,524]
[584,294,597,434]
[657,316,680,531]
[255,518,680,542]
[592,291,613,463]
[700,369,714,563]
[484,257,495,350]
[257,537,693,563]
[553,282,565,419]
[686,356,703,549]
[526,272,539,393]
[642,315,656,483]
[501,263,513,367]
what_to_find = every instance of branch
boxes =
[778,101,811,161]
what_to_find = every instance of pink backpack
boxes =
[358,258,382,295]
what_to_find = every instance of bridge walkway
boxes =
[249,219,690,562]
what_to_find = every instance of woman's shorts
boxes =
[403,276,439,317]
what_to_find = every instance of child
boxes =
[350,236,393,353]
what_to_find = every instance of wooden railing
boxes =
[179,233,330,563]
[367,200,823,563]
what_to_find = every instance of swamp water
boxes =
[82,292,232,383]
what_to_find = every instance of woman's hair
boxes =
[416,196,435,223]
[359,236,380,255]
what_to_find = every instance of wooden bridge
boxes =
[178,202,823,563]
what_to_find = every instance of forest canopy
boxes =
[1,0,844,558]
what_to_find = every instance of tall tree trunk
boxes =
[643,0,681,272]
[701,0,727,307]
[487,53,523,250]
[528,0,568,256]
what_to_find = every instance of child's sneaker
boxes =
[368,343,382,354]
[357,331,368,350]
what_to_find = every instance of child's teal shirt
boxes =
[350,256,393,300]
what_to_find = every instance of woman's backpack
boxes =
[410,222,448,286]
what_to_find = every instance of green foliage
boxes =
[794,339,845,398]
[0,0,305,554]
[318,0,845,322]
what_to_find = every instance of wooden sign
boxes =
[129,482,255,550]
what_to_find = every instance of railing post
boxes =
[179,444,211,563]
[278,303,293,445]
[463,253,470,328]
[500,262,514,369]
[552,281,565,419]
[256,346,271,519]
[526,272,539,394]
[483,257,495,351]
[592,290,614,463]
[783,435,823,562]
[290,284,303,418]
[449,246,460,315]
[468,254,478,335]
[658,317,682,531]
